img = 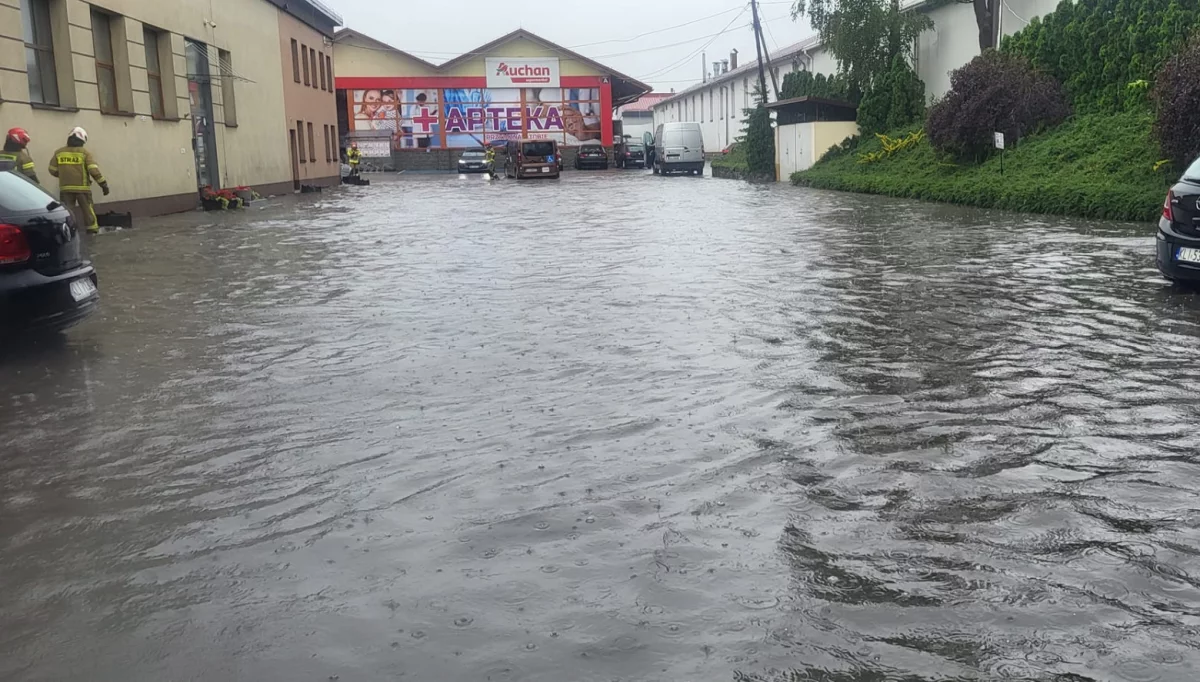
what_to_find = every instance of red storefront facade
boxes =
[333,30,649,160]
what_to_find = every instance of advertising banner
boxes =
[347,86,603,150]
[485,58,560,88]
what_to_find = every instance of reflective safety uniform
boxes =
[0,148,38,182]
[347,147,362,175]
[485,148,496,176]
[48,145,106,233]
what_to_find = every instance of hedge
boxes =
[793,110,1171,222]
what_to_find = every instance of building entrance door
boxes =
[289,129,300,191]
[186,39,220,190]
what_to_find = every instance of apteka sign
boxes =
[486,58,560,88]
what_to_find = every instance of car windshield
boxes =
[522,141,556,157]
[1184,156,1200,182]
[462,150,485,158]
[628,144,644,151]
[0,169,56,213]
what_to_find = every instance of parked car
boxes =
[1157,155,1200,283]
[617,143,647,168]
[575,141,609,170]
[0,170,99,335]
[457,148,490,173]
[505,139,561,179]
[653,122,705,176]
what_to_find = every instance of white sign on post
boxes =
[486,58,561,88]
[993,132,1005,150]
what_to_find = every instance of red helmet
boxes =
[6,128,30,147]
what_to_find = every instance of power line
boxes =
[638,5,751,80]
[567,6,746,48]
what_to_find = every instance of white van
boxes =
[652,122,705,176]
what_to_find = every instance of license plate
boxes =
[541,167,550,173]
[1177,247,1200,263]
[69,278,96,302]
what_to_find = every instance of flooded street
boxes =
[3,170,1200,681]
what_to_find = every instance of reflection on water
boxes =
[1,175,1197,681]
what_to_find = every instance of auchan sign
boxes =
[485,57,560,88]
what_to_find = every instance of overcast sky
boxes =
[323,0,816,92]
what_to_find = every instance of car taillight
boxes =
[1163,189,1175,222]
[0,224,31,265]
[626,152,631,157]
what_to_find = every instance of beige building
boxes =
[278,6,339,190]
[0,0,340,216]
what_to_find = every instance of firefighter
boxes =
[485,145,497,178]
[1,128,38,183]
[346,142,362,179]
[48,127,109,234]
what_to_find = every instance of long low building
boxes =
[0,0,341,216]
[652,0,1060,158]
[332,29,651,170]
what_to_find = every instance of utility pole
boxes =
[749,0,769,104]
[758,20,779,100]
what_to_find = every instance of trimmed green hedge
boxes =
[793,110,1171,221]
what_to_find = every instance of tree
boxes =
[856,55,925,134]
[965,0,996,51]
[741,84,776,178]
[791,0,932,94]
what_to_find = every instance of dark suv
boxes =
[0,170,99,335]
[574,141,608,170]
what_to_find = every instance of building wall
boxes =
[652,0,1064,149]
[651,61,803,154]
[439,37,607,78]
[334,36,437,78]
[620,111,654,142]
[278,10,338,186]
[0,0,300,216]
[776,120,859,179]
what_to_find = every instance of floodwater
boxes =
[2,170,1199,682]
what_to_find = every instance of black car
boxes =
[574,142,608,170]
[617,143,647,169]
[1157,156,1200,283]
[457,149,490,173]
[0,170,99,335]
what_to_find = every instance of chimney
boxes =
[721,59,729,74]
[730,48,738,71]
[712,61,721,79]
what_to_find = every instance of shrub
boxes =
[1153,38,1200,167]
[743,103,775,177]
[1002,0,1197,112]
[856,56,925,135]
[780,71,853,102]
[925,51,1069,160]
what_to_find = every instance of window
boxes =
[290,39,299,82]
[21,0,59,106]
[318,50,326,91]
[709,90,714,121]
[324,125,331,162]
[91,10,118,113]
[744,78,749,107]
[297,120,305,162]
[218,49,236,126]
[310,49,318,90]
[307,122,315,162]
[144,28,164,118]
[301,44,309,86]
[325,54,332,91]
